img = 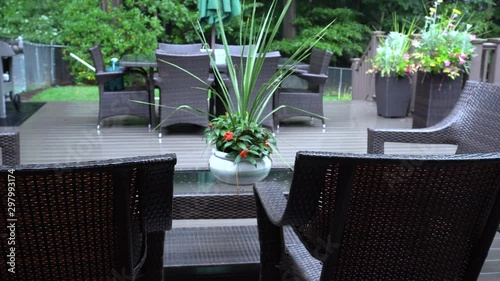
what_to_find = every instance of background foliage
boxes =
[0,0,498,84]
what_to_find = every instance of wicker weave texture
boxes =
[0,154,176,281]
[155,51,211,131]
[274,48,333,128]
[0,127,20,165]
[367,81,500,154]
[88,45,153,127]
[254,151,500,281]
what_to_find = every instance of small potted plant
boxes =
[367,23,417,118]
[160,0,332,185]
[411,0,476,128]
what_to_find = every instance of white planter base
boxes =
[209,150,272,185]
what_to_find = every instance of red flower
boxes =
[239,148,249,158]
[265,140,271,147]
[223,131,234,141]
[208,123,213,128]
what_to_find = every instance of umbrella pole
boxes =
[211,24,216,48]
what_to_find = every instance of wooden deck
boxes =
[19,100,458,167]
[17,100,500,279]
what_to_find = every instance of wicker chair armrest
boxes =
[95,70,125,84]
[367,127,456,154]
[297,73,328,85]
[254,181,288,226]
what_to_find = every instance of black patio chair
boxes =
[0,154,177,281]
[88,45,153,129]
[254,151,500,280]
[155,51,211,137]
[274,48,333,129]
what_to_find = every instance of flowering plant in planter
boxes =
[412,0,476,79]
[196,0,331,166]
[367,31,417,78]
[205,112,276,165]
[156,0,331,177]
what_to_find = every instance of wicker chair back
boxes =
[0,154,176,281]
[254,151,500,280]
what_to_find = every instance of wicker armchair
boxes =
[254,151,500,280]
[157,43,203,54]
[155,51,211,137]
[88,45,153,129]
[222,51,281,129]
[367,81,500,154]
[0,154,176,281]
[274,48,333,129]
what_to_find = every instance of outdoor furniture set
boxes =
[4,45,498,280]
[89,44,333,134]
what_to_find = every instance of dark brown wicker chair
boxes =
[0,154,176,281]
[222,51,281,129]
[367,81,500,154]
[88,45,153,129]
[368,80,500,234]
[157,43,203,54]
[254,151,500,281]
[155,51,211,137]
[0,127,19,165]
[274,48,333,129]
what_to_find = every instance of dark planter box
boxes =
[375,74,412,118]
[412,72,463,128]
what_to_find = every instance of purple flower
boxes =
[403,54,410,60]
[459,57,466,65]
[444,60,451,67]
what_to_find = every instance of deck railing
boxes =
[351,32,500,100]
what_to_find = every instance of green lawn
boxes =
[31,86,99,101]
[31,86,351,102]
[31,86,162,101]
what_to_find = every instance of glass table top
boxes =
[173,168,294,194]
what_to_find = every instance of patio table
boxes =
[119,54,157,91]
[166,169,293,276]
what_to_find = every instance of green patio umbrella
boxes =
[198,0,241,47]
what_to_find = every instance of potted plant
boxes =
[367,20,417,118]
[411,0,476,128]
[162,0,331,185]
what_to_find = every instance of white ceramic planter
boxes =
[209,149,272,185]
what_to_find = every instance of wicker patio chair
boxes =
[0,127,19,165]
[155,51,211,137]
[254,151,500,281]
[0,154,176,281]
[368,80,500,234]
[274,48,333,129]
[221,51,281,129]
[157,43,203,54]
[88,45,153,130]
[367,81,500,154]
